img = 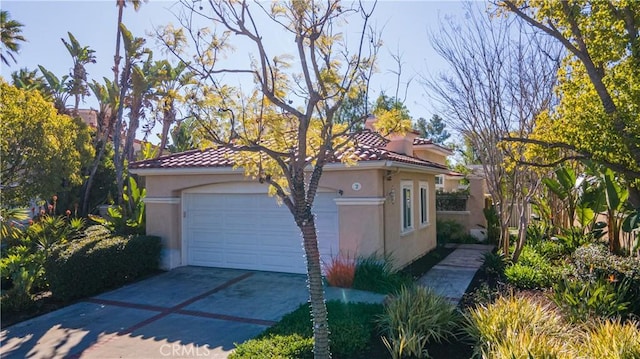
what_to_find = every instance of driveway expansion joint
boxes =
[70,271,256,359]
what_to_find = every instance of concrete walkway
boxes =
[416,243,494,304]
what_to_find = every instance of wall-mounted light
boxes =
[387,188,396,204]
[338,189,344,196]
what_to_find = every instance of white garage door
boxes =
[183,191,339,274]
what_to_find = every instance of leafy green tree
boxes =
[160,1,401,357]
[334,90,370,130]
[415,115,450,144]
[0,10,26,66]
[0,80,94,207]
[502,1,640,184]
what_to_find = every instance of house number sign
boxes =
[352,182,362,191]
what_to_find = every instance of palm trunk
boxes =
[300,219,331,359]
[81,138,109,215]
[112,0,126,206]
[157,106,174,158]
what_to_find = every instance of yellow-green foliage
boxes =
[577,319,640,359]
[0,79,94,206]
[465,296,572,358]
[466,295,640,359]
[500,1,640,177]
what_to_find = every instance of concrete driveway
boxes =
[1,267,384,359]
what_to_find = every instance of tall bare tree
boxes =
[424,2,561,259]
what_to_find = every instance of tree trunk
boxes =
[81,138,109,215]
[157,106,174,158]
[300,218,331,359]
[512,202,530,262]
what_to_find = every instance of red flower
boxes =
[29,219,34,225]
[40,209,46,216]
[65,210,71,217]
[48,204,54,211]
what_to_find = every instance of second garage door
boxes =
[183,191,339,274]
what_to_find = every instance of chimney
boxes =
[385,131,418,156]
[365,115,417,155]
[364,114,377,131]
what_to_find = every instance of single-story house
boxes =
[129,118,452,273]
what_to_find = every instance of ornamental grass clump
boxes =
[464,295,573,359]
[352,254,411,294]
[379,285,459,359]
[322,254,356,288]
[576,319,640,359]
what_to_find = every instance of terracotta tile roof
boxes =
[130,130,447,170]
[413,137,433,146]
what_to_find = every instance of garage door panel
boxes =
[184,192,338,274]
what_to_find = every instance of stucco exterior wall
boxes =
[382,170,438,269]
[413,149,448,166]
[142,166,391,269]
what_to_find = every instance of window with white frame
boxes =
[419,181,429,226]
[435,175,444,190]
[401,181,413,233]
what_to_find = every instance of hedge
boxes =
[45,230,161,301]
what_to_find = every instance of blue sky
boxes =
[1,0,467,138]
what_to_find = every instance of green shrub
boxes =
[481,251,507,278]
[0,246,43,313]
[551,277,631,323]
[231,301,383,359]
[378,285,459,359]
[45,232,161,301]
[465,295,571,359]
[436,219,465,245]
[578,319,640,359]
[230,334,313,359]
[352,254,411,294]
[505,246,562,289]
[572,244,640,315]
[534,240,568,260]
[505,264,544,289]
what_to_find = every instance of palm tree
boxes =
[37,65,70,114]
[0,10,26,66]
[149,60,195,156]
[11,67,45,92]
[81,78,119,215]
[168,117,199,153]
[111,0,146,207]
[62,32,96,114]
